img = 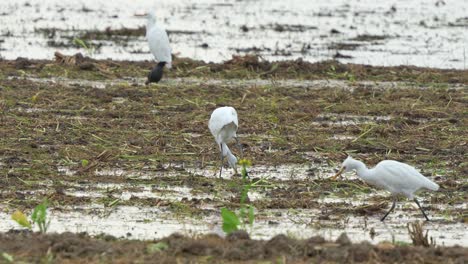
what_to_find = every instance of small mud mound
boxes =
[0,230,143,261]
[1,231,467,263]
[54,52,95,70]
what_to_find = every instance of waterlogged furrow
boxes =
[11,76,468,91]
[1,206,466,246]
[63,184,217,202]
[56,163,334,180]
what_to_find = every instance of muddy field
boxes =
[0,54,467,262]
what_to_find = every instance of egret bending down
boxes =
[208,106,242,178]
[145,11,172,84]
[332,156,439,221]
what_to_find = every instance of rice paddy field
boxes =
[0,0,467,263]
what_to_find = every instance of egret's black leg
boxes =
[235,137,243,159]
[381,199,397,221]
[219,143,224,178]
[414,198,430,221]
[146,62,166,84]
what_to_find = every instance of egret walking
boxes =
[332,156,439,221]
[145,11,172,84]
[208,106,243,178]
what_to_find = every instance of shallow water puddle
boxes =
[56,162,336,181]
[3,161,464,246]
[188,164,321,180]
[312,113,392,126]
[0,206,465,246]
[311,112,450,127]
[252,209,468,247]
[56,160,443,183]
[63,183,217,202]
[12,76,468,91]
[57,166,182,179]
[0,206,215,240]
[332,134,357,140]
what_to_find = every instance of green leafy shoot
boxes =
[11,199,51,233]
[221,208,240,234]
[81,159,89,167]
[146,242,169,253]
[73,38,88,49]
[248,205,255,227]
[73,37,95,56]
[1,253,14,263]
[220,159,255,234]
[31,199,50,233]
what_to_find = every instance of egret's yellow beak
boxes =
[331,167,345,180]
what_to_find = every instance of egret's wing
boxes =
[376,160,431,193]
[231,108,238,127]
[221,107,238,130]
[208,107,238,140]
[208,115,224,138]
[147,26,172,65]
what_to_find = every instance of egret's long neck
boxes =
[147,18,156,30]
[221,143,231,157]
[352,160,373,181]
[221,143,237,170]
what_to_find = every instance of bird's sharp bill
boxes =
[331,167,345,180]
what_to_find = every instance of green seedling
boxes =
[81,159,89,167]
[11,199,50,233]
[146,242,169,253]
[326,65,356,82]
[221,207,240,233]
[1,253,14,263]
[31,199,50,233]
[73,37,95,56]
[221,159,256,234]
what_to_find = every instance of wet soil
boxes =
[0,56,467,205]
[0,56,467,262]
[1,230,467,263]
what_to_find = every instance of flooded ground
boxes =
[0,54,467,262]
[0,162,466,246]
[1,0,467,69]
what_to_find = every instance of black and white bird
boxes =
[145,11,172,84]
[208,106,243,178]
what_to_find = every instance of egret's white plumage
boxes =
[146,12,172,68]
[333,156,439,221]
[208,106,241,177]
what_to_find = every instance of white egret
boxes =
[145,11,172,84]
[332,156,439,221]
[208,106,243,178]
